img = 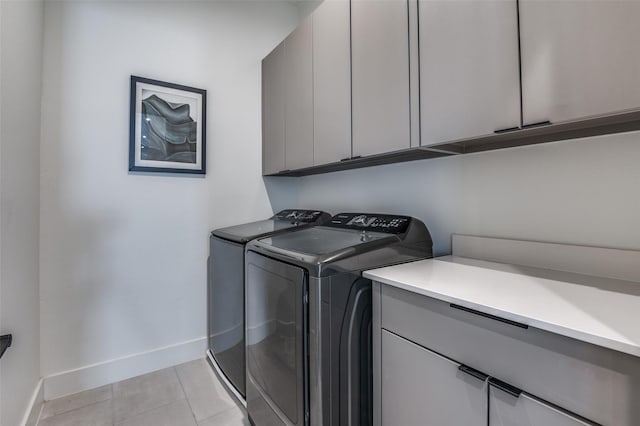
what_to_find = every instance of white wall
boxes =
[294,0,322,19]
[39,0,300,398]
[0,0,44,424]
[35,0,640,404]
[296,131,640,256]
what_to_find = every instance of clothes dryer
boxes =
[245,213,433,425]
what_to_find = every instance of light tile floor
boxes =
[37,359,249,426]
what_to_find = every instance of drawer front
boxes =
[379,284,640,426]
[381,330,486,426]
[490,387,592,426]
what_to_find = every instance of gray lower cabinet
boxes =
[381,330,486,426]
[520,0,640,126]
[381,329,591,426]
[373,283,633,426]
[351,0,412,157]
[261,40,286,175]
[418,0,521,145]
[284,16,314,170]
[312,0,351,166]
[490,388,591,426]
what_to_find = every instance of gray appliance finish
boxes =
[245,213,433,426]
[207,210,330,403]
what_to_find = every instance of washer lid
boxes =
[212,219,299,244]
[257,226,394,257]
[211,210,331,244]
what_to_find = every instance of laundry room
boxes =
[1,1,639,426]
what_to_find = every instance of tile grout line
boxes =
[37,398,112,426]
[110,384,115,426]
[41,362,203,426]
[113,368,187,425]
[40,383,114,422]
[176,359,246,425]
[197,405,243,426]
[174,365,199,425]
[34,403,44,426]
[114,397,190,426]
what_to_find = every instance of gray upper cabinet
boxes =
[284,16,314,170]
[419,0,521,146]
[312,0,351,166]
[520,0,640,126]
[490,388,591,426]
[381,330,486,426]
[264,0,640,176]
[351,0,411,157]
[262,40,286,175]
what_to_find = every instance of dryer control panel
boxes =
[325,213,412,234]
[274,210,328,224]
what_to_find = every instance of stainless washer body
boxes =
[207,210,330,403]
[245,213,433,425]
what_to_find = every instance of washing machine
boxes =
[207,209,330,404]
[245,213,433,425]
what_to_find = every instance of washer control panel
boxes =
[274,210,328,224]
[326,213,411,234]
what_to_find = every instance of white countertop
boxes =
[364,256,640,357]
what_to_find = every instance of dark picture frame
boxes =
[129,75,206,174]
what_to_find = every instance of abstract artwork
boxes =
[129,76,206,174]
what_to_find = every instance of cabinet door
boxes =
[351,0,411,157]
[520,0,640,126]
[313,0,351,166]
[381,330,486,426]
[262,41,286,175]
[419,0,520,146]
[284,16,314,170]
[490,387,592,426]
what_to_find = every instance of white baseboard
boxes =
[43,336,207,400]
[21,378,44,426]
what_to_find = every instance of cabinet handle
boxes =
[521,120,552,129]
[489,377,522,398]
[278,169,291,174]
[340,157,351,162]
[449,304,528,329]
[458,364,489,382]
[493,126,520,134]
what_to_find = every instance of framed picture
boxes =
[129,75,206,174]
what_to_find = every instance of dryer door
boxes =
[246,251,308,426]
